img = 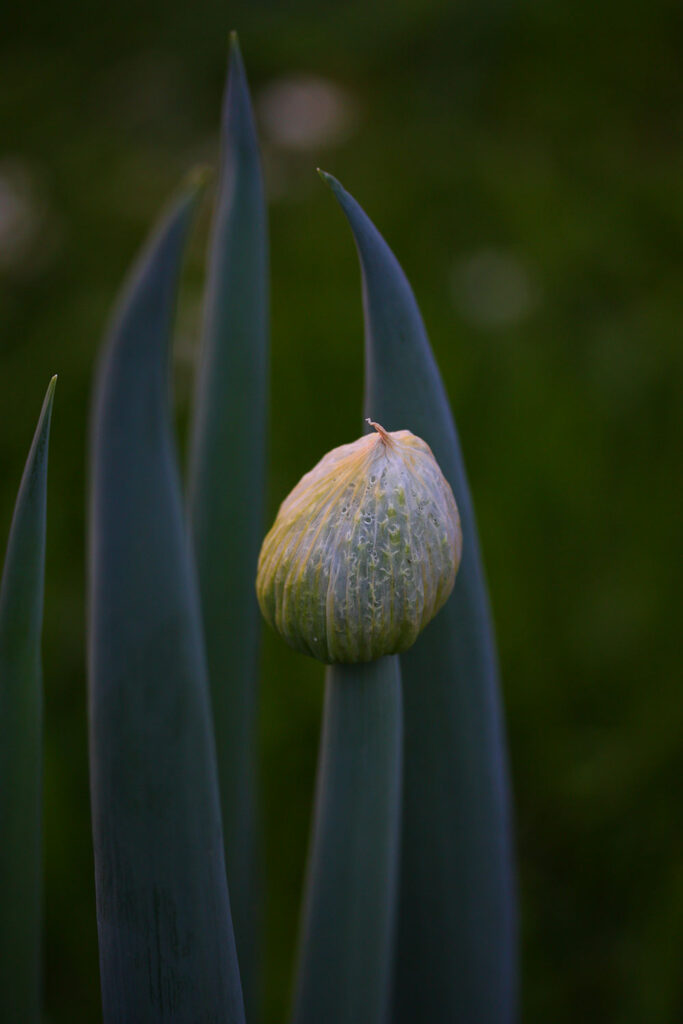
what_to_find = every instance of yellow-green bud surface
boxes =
[256,422,462,663]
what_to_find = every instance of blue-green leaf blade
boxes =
[322,172,517,1023]
[188,37,268,1018]
[88,186,245,1023]
[293,657,403,1024]
[0,376,56,1024]
[189,34,270,1015]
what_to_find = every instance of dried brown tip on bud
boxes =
[366,418,394,447]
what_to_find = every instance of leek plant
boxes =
[1,33,517,1024]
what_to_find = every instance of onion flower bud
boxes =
[256,420,462,663]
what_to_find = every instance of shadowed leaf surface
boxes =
[322,172,517,1024]
[292,656,402,1024]
[0,377,55,1024]
[188,35,269,1019]
[88,185,245,1023]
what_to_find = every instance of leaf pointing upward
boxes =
[88,183,245,1023]
[320,171,517,1024]
[0,376,56,1024]
[188,35,269,1019]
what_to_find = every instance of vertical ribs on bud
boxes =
[256,422,462,663]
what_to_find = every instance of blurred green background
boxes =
[1,0,681,1020]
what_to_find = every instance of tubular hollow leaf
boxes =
[256,424,462,663]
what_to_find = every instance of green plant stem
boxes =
[292,656,402,1024]
[0,377,56,1024]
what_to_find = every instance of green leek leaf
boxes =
[88,184,244,1023]
[0,376,56,1024]
[188,35,268,1018]
[321,172,517,1024]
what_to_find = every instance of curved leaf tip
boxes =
[221,30,259,157]
[29,375,57,451]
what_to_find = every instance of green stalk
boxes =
[88,184,244,1023]
[321,172,517,1023]
[0,376,56,1023]
[188,35,268,1018]
[292,656,402,1024]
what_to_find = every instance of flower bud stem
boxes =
[292,656,403,1024]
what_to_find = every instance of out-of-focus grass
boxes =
[0,2,681,1022]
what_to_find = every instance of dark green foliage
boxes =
[188,35,268,1019]
[3,7,681,1023]
[292,657,402,1024]
[322,173,516,1022]
[88,186,245,1023]
[0,377,55,1024]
